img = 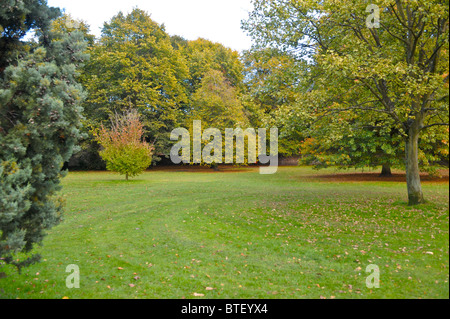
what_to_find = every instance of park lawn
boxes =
[0,166,448,299]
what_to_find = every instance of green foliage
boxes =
[95,110,153,180]
[0,0,60,74]
[243,0,449,204]
[299,112,404,170]
[299,112,449,174]
[242,48,303,114]
[181,38,244,94]
[51,14,95,46]
[191,69,248,128]
[80,11,251,165]
[81,8,189,161]
[0,9,88,271]
[182,69,251,167]
[170,35,188,51]
[242,47,307,156]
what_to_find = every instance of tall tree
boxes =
[186,69,250,168]
[0,1,87,271]
[242,47,306,156]
[190,69,248,129]
[181,38,244,95]
[81,8,189,161]
[171,39,251,168]
[243,0,449,205]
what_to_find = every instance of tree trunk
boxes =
[405,127,424,205]
[126,173,129,181]
[380,164,392,177]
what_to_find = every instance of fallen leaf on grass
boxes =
[193,293,204,297]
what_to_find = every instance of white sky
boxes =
[47,0,255,52]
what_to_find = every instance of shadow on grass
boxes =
[95,179,148,185]
[149,165,257,173]
[309,172,449,184]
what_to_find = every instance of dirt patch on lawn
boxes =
[310,170,449,184]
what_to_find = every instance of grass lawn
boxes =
[0,166,448,299]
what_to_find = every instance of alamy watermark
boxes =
[366,4,380,29]
[170,121,279,174]
[366,264,381,289]
[66,264,80,289]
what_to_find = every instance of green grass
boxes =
[0,167,448,299]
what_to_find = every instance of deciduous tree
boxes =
[243,0,449,205]
[82,8,189,161]
[95,109,153,180]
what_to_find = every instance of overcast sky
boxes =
[47,0,255,52]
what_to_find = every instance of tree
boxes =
[50,14,103,171]
[0,0,60,74]
[186,69,250,169]
[170,35,188,51]
[299,112,406,175]
[81,8,189,162]
[243,0,449,205]
[191,69,248,129]
[242,47,306,156]
[0,1,88,271]
[51,13,95,47]
[181,38,244,95]
[172,39,251,169]
[299,109,449,176]
[95,110,153,180]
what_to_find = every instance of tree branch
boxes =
[421,123,449,131]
